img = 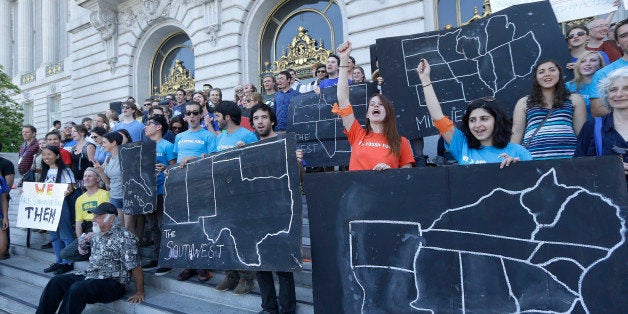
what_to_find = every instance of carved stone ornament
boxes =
[204,0,222,46]
[139,0,173,22]
[90,8,117,41]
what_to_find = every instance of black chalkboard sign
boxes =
[305,156,627,313]
[376,1,571,138]
[119,141,157,215]
[286,83,379,167]
[159,135,303,271]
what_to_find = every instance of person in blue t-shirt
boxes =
[212,100,257,295]
[113,101,145,142]
[417,59,532,167]
[173,102,217,167]
[274,71,300,131]
[214,101,258,151]
[142,115,176,275]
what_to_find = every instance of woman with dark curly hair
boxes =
[417,59,531,167]
[511,60,587,160]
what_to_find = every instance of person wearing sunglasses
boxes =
[171,102,217,283]
[565,25,610,71]
[417,59,531,168]
[337,41,415,171]
[91,127,110,164]
[511,60,587,160]
[112,101,145,142]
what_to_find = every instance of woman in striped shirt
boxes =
[511,60,587,159]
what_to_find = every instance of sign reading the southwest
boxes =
[17,182,68,231]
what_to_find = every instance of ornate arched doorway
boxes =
[259,0,342,79]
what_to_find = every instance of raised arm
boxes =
[570,93,587,136]
[336,41,356,131]
[416,59,454,143]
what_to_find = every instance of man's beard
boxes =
[257,126,271,138]
[92,223,101,235]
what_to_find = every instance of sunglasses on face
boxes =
[122,105,132,109]
[567,31,586,39]
[317,70,326,74]
[185,111,200,116]
[152,114,165,118]
[171,126,183,130]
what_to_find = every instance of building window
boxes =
[260,0,342,77]
[436,0,489,29]
[23,101,33,125]
[150,33,195,96]
[48,96,61,128]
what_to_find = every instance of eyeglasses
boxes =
[171,126,183,131]
[567,31,586,39]
[122,105,132,109]
[185,111,200,116]
[91,135,99,139]
[143,103,152,107]
[316,70,326,74]
[152,114,165,118]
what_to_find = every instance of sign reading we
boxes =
[17,182,68,231]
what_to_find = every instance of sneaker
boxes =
[54,263,73,275]
[215,276,239,291]
[41,242,53,249]
[155,267,173,276]
[142,260,158,270]
[177,268,196,281]
[197,269,213,281]
[43,263,62,273]
[233,278,255,295]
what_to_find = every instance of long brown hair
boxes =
[365,94,402,157]
[528,60,571,109]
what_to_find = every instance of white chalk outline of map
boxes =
[119,143,155,213]
[290,84,369,158]
[401,14,541,110]
[163,138,297,267]
[348,168,625,313]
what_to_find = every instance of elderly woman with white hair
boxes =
[575,67,628,180]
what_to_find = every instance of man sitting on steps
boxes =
[36,202,144,313]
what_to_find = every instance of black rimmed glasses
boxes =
[185,111,200,116]
[316,70,326,74]
[566,31,586,39]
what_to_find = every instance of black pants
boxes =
[145,195,164,259]
[256,271,296,314]
[36,274,125,314]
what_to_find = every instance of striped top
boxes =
[523,98,577,160]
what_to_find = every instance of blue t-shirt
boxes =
[113,120,145,142]
[0,177,8,219]
[566,81,595,120]
[216,127,258,151]
[590,58,628,99]
[173,129,217,163]
[172,104,186,118]
[274,88,300,131]
[445,128,532,165]
[94,145,111,164]
[156,139,176,195]
[319,77,352,89]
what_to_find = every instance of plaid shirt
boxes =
[77,222,139,285]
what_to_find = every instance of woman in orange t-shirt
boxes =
[336,41,415,171]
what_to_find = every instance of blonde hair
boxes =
[572,51,606,90]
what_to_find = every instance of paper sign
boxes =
[16,182,68,231]
[490,0,618,22]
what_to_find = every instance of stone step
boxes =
[1,254,313,313]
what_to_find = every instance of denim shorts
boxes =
[109,197,123,209]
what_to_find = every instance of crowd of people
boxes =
[0,13,627,314]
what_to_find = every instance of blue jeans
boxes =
[49,197,75,264]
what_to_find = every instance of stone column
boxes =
[42,0,59,65]
[17,0,34,74]
[0,0,12,74]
